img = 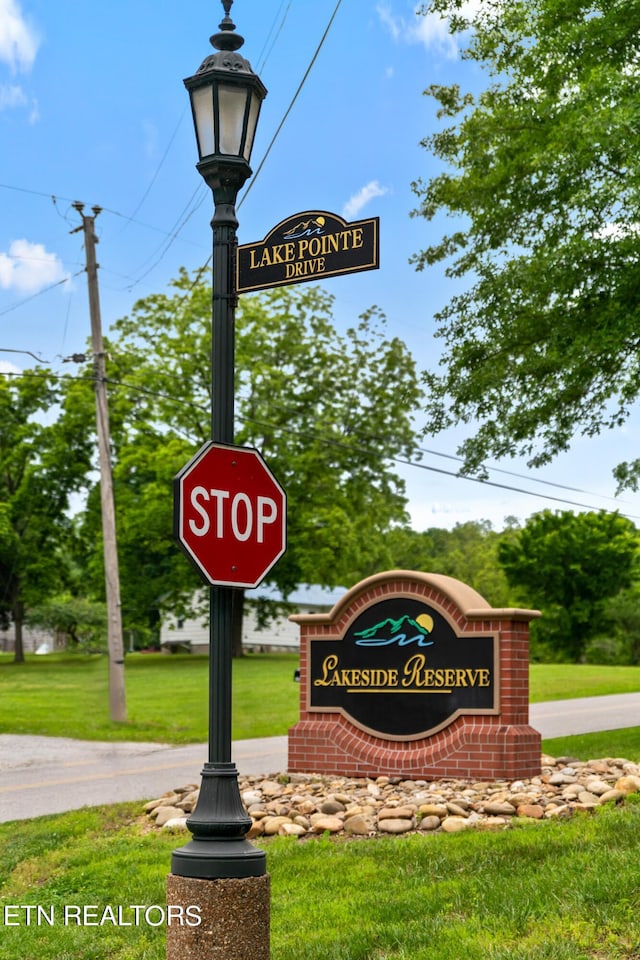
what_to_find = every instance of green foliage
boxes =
[0,371,93,659]
[498,510,640,660]
[387,519,513,606]
[586,586,640,664]
[27,594,107,652]
[78,278,423,639]
[413,0,640,485]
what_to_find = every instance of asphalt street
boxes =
[1,692,639,824]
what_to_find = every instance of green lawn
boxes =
[529,663,640,702]
[0,653,639,744]
[2,655,640,957]
[1,798,639,959]
[0,652,300,742]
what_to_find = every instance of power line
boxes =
[238,0,344,212]
[0,2,343,304]
[0,273,82,319]
[118,107,188,230]
[416,445,630,504]
[123,184,206,289]
[256,1,292,74]
[0,182,75,204]
[0,347,50,364]
[3,367,635,521]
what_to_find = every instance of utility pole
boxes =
[72,202,127,723]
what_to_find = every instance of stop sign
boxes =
[174,442,286,588]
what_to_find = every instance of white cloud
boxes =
[377,1,485,59]
[27,95,38,123]
[0,358,21,374]
[376,3,401,40]
[0,239,68,293]
[594,222,640,242]
[342,180,389,219]
[0,0,40,72]
[0,80,24,108]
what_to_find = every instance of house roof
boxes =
[245,584,346,607]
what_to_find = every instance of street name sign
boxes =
[174,442,286,588]
[236,210,379,294]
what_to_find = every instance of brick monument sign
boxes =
[288,571,541,780]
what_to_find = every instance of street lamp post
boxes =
[171,0,268,882]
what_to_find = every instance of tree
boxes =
[27,593,107,651]
[78,431,197,647]
[413,0,640,484]
[593,587,640,664]
[387,519,514,606]
[79,277,423,652]
[497,509,639,661]
[0,370,92,661]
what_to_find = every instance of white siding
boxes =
[160,586,344,653]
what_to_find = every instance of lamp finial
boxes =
[211,0,244,52]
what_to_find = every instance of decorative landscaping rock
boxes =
[440,816,471,833]
[418,815,441,832]
[311,815,344,834]
[153,805,185,826]
[516,804,544,819]
[615,775,640,795]
[344,814,374,835]
[378,817,414,834]
[144,754,640,841]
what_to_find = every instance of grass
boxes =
[0,653,639,743]
[529,663,640,702]
[542,726,640,762]
[0,652,300,743]
[1,655,639,957]
[1,797,640,959]
[0,654,640,743]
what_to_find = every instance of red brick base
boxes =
[287,571,542,781]
[288,716,541,780]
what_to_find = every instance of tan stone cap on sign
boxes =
[289,570,540,625]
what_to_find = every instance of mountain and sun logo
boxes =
[282,216,326,240]
[353,612,435,648]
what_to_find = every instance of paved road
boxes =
[1,692,638,824]
[530,691,640,739]
[0,734,288,823]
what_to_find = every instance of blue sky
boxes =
[2,0,640,531]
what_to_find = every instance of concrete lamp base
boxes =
[166,873,270,960]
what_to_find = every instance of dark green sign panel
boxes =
[309,598,497,739]
[236,210,379,294]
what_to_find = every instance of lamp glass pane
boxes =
[243,91,261,162]
[218,84,247,156]
[192,86,215,158]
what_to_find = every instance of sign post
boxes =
[170,0,272,893]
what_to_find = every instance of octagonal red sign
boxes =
[174,442,287,588]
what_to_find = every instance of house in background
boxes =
[0,624,60,655]
[160,584,346,654]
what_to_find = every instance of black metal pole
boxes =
[210,199,237,767]
[170,195,266,881]
[172,0,268,885]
